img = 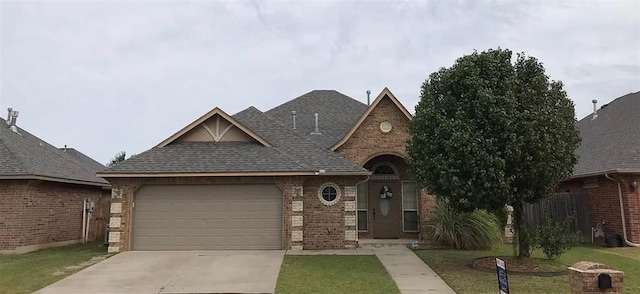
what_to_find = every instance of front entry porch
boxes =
[357,154,420,241]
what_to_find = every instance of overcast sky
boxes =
[1,0,639,164]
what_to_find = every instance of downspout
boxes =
[604,173,640,247]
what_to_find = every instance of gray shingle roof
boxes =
[0,118,109,186]
[264,90,368,148]
[102,142,312,173]
[233,107,369,173]
[60,148,106,172]
[572,91,640,177]
[101,103,370,175]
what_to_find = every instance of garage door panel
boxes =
[132,184,282,250]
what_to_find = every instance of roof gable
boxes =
[331,88,412,150]
[157,108,272,148]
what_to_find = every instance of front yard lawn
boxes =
[276,255,400,294]
[0,242,108,294]
[414,244,640,294]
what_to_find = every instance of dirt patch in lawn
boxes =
[473,256,566,276]
[53,255,109,276]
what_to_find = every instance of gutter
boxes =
[98,170,372,178]
[604,173,640,247]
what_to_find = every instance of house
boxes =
[0,109,110,254]
[558,91,640,245]
[99,88,437,252]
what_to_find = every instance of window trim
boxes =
[318,183,341,206]
[402,181,419,232]
[356,182,368,232]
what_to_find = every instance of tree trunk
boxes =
[513,201,531,258]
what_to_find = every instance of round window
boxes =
[318,183,341,206]
[380,121,392,133]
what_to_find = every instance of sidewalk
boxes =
[374,246,456,294]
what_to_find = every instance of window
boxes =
[374,164,395,175]
[357,182,368,231]
[402,182,419,231]
[318,183,341,206]
[582,177,599,188]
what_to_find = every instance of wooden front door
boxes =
[369,181,402,238]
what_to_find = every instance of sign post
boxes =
[496,257,510,294]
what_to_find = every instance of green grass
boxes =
[0,242,108,294]
[276,255,400,294]
[413,244,640,294]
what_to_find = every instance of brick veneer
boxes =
[0,180,103,253]
[302,176,363,249]
[335,95,411,166]
[106,176,368,252]
[568,261,624,293]
[558,174,640,243]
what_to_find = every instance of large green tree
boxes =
[408,48,580,258]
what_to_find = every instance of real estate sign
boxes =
[496,257,509,294]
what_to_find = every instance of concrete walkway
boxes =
[374,247,456,294]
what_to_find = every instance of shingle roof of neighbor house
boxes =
[100,90,371,176]
[572,91,640,178]
[0,118,109,186]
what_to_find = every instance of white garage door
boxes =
[132,184,282,250]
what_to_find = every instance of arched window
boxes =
[374,164,396,175]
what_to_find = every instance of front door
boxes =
[369,182,401,238]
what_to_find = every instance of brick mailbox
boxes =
[568,261,624,293]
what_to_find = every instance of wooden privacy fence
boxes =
[523,192,591,242]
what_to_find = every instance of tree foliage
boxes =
[408,48,580,257]
[107,151,127,167]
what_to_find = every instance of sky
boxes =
[1,0,639,164]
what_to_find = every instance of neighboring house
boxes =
[0,111,110,254]
[558,91,640,244]
[99,88,437,252]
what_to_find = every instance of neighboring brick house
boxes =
[557,91,640,245]
[0,112,110,254]
[99,88,437,252]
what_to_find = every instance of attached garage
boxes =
[132,184,283,250]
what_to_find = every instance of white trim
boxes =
[401,181,419,232]
[356,181,368,232]
[318,182,341,206]
[0,175,109,187]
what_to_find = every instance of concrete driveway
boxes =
[35,250,285,294]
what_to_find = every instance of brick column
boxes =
[418,188,437,242]
[290,185,304,250]
[107,182,138,253]
[343,186,357,248]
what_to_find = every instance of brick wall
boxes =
[558,174,640,243]
[336,95,411,166]
[0,180,103,252]
[302,176,363,249]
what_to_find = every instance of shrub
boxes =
[535,214,581,259]
[428,201,503,250]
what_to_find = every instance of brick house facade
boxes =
[101,88,437,252]
[556,91,640,245]
[1,115,110,254]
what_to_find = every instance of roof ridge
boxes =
[0,133,28,174]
